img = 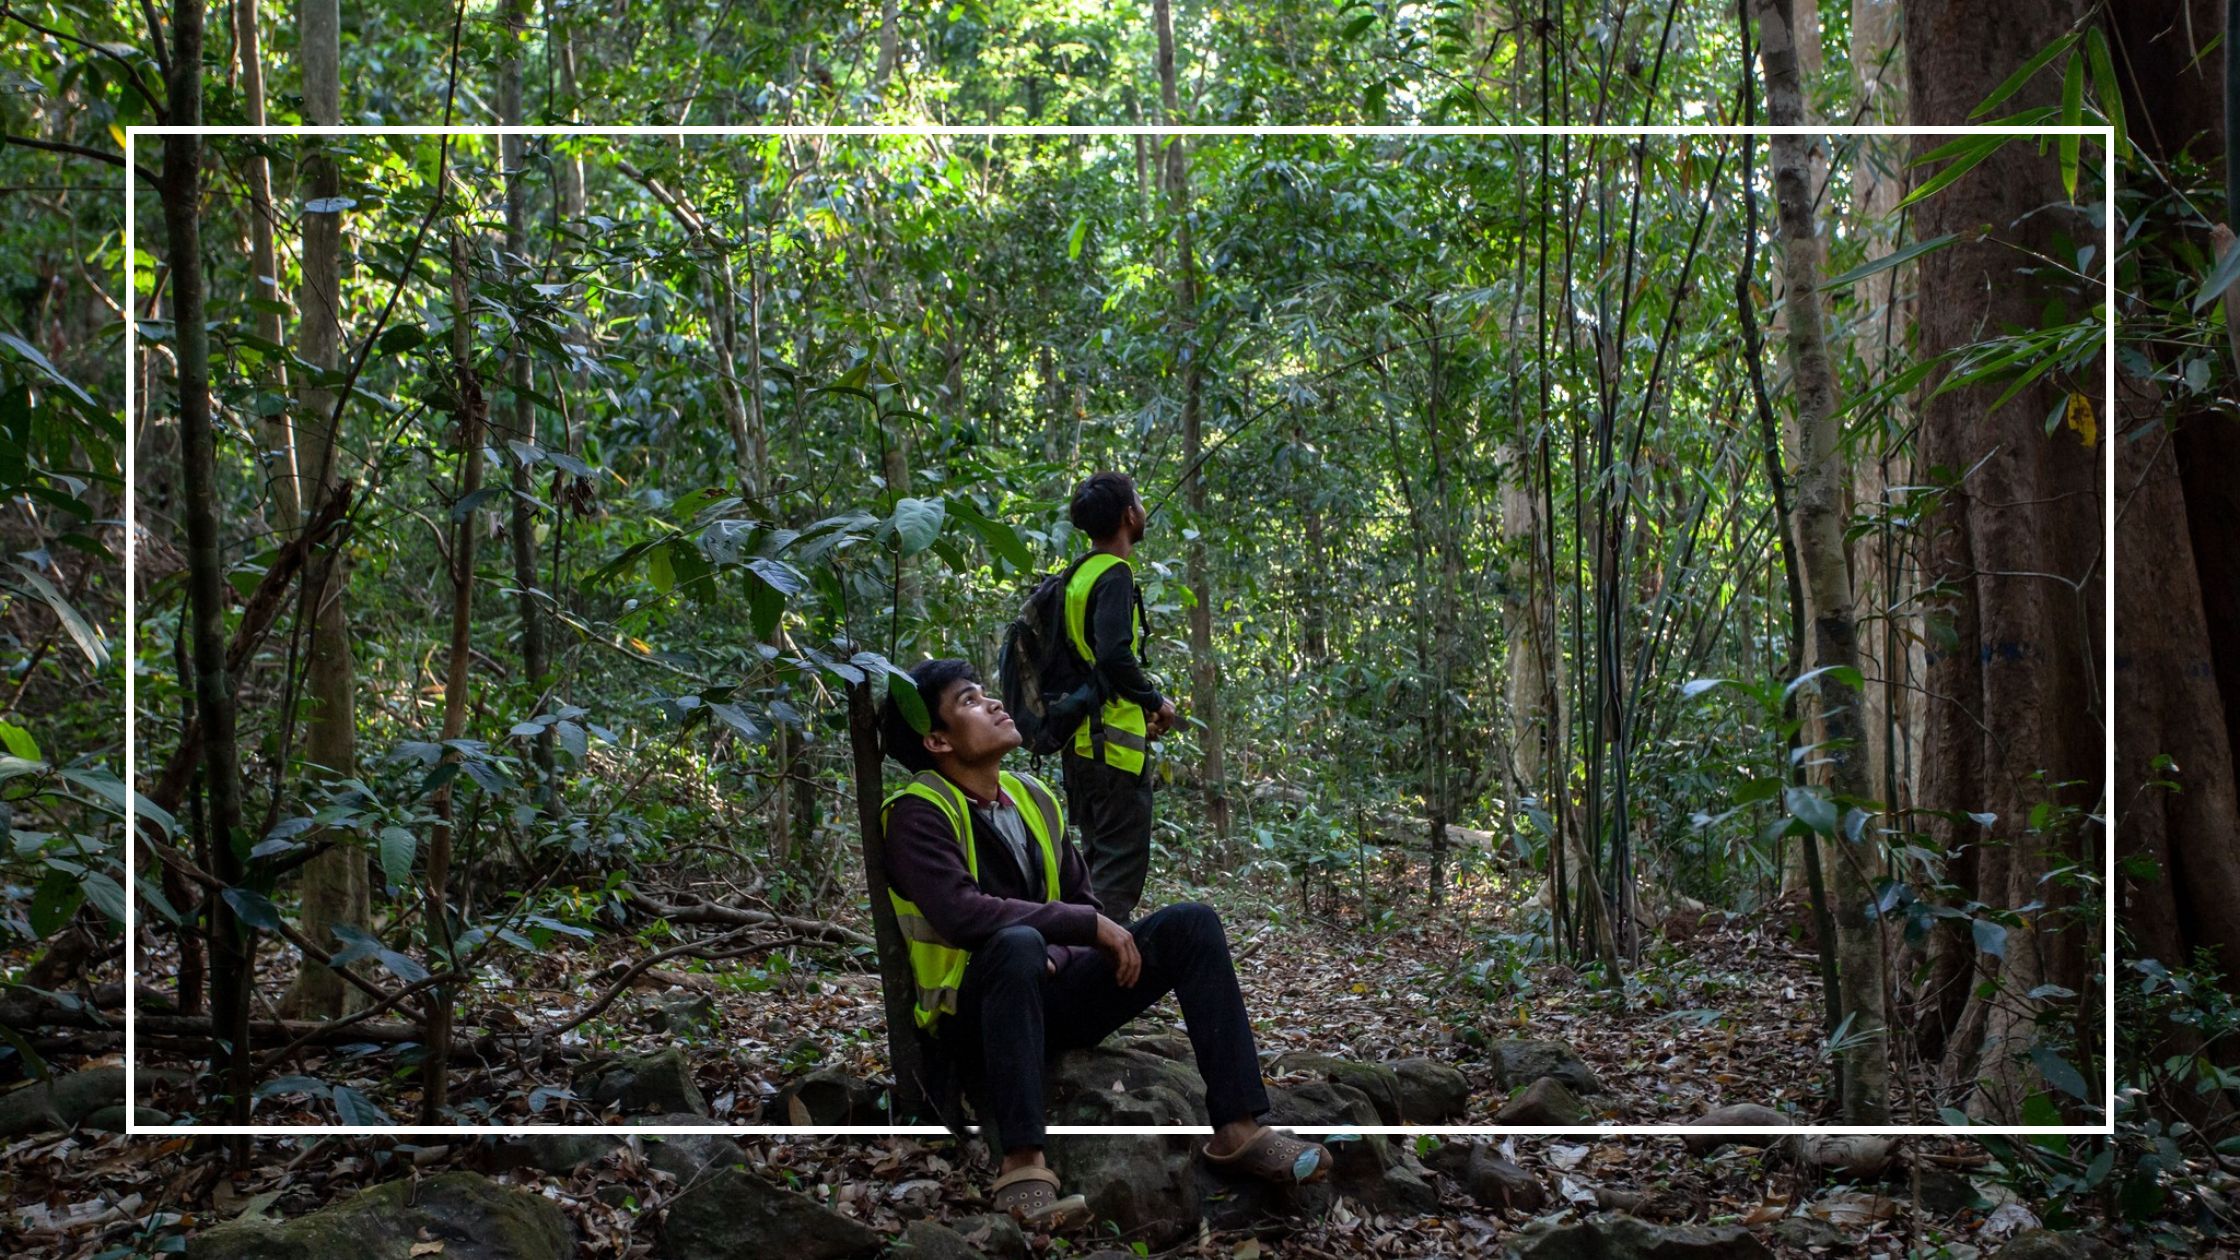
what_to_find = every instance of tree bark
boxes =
[1754,0,1890,1124]
[849,680,934,1122]
[163,0,254,1133]
[1904,0,2102,1121]
[1155,0,1229,840]
[235,0,297,529]
[278,0,370,1020]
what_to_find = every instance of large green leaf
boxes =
[891,497,945,555]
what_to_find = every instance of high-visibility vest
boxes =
[1063,553,1150,774]
[881,769,1065,1031]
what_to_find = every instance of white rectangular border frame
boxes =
[121,123,2118,1139]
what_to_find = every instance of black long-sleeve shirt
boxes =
[1084,562,1164,711]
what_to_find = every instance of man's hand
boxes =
[1094,914,1142,987]
[1146,697,1178,740]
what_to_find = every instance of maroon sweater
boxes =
[883,777,1104,973]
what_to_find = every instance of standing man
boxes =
[1061,471,1177,925]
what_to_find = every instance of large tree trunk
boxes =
[1904,0,2102,1122]
[1754,0,1890,1124]
[164,0,254,1134]
[1155,0,1229,840]
[279,0,371,1020]
[2107,0,2240,1095]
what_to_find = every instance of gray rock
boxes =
[1507,1213,1772,1260]
[1463,1147,1545,1213]
[185,1171,573,1260]
[80,1105,172,1131]
[1117,1031,1194,1062]
[1046,1045,1210,1129]
[482,1132,622,1174]
[0,1066,127,1136]
[941,1215,1025,1260]
[648,993,719,1036]
[1258,1081,1435,1217]
[1493,1077,1585,1126]
[773,1068,885,1126]
[1997,1229,2113,1260]
[632,1118,745,1185]
[1681,1103,1791,1156]
[1488,1040,1602,1096]
[1389,1056,1470,1123]
[661,1165,883,1260]
[573,1048,707,1117]
[1046,1134,1200,1248]
[1914,1169,1986,1218]
[1769,1217,1846,1252]
[1266,1052,1405,1124]
[885,1220,986,1260]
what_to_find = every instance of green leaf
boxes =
[0,719,39,762]
[2058,52,2083,200]
[378,826,416,887]
[2082,28,2125,160]
[2191,238,2240,314]
[1066,215,1089,261]
[1785,785,1838,836]
[1899,135,2009,211]
[891,497,945,555]
[0,331,98,409]
[451,485,505,522]
[9,563,107,667]
[2030,1042,2092,1101]
[748,572,785,641]
[29,869,81,937]
[331,1084,393,1125]
[1680,677,1726,699]
[1818,233,1958,293]
[80,872,127,923]
[889,667,930,735]
[222,887,285,933]
[1968,31,2076,119]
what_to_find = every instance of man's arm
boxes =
[885,797,1100,950]
[1087,565,1164,710]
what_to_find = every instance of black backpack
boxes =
[999,557,1104,757]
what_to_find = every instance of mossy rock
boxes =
[660,1165,883,1259]
[572,1047,707,1116]
[184,1171,573,1260]
[1265,1052,1404,1124]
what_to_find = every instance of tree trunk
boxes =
[498,0,554,791]
[1848,0,1920,829]
[1755,0,1890,1124]
[423,231,487,1122]
[235,0,297,530]
[1155,0,1229,840]
[164,0,254,1135]
[850,680,934,1121]
[278,0,370,1020]
[1904,0,2102,1121]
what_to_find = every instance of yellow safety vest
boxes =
[881,769,1065,1031]
[1063,553,1150,774]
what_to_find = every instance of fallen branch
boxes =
[619,883,872,950]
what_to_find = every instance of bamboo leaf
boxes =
[2192,239,2240,313]
[2083,28,2126,158]
[1967,31,2076,119]
[2058,53,2083,201]
[1818,233,1959,293]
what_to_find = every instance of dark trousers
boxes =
[1063,748,1154,924]
[950,902,1269,1157]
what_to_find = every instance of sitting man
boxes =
[880,658,1329,1228]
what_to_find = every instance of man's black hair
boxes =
[881,658,982,774]
[1068,470,1139,540]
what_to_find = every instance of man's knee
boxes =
[1154,900,1226,946]
[977,925,1047,973]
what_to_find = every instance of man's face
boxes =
[1127,495,1147,545]
[923,678,1020,765]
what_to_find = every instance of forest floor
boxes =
[1,848,2053,1258]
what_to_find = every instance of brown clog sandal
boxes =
[1203,1126,1332,1185]
[991,1164,1093,1230]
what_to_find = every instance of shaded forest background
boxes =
[0,0,2234,1255]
